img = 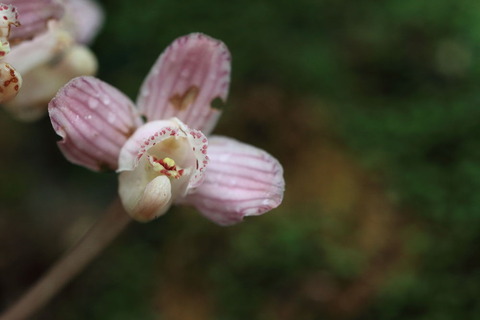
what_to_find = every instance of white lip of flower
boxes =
[117,118,208,222]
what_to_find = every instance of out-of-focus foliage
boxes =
[1,0,480,319]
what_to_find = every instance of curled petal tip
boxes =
[137,33,231,134]
[48,76,142,171]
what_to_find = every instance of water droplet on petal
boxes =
[107,112,116,124]
[101,95,111,105]
[88,97,99,109]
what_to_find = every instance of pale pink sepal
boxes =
[136,33,231,135]
[64,0,103,44]
[5,0,64,41]
[48,76,142,171]
[181,136,285,226]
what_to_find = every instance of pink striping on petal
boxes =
[181,136,285,226]
[48,76,142,171]
[136,33,231,134]
[4,0,64,41]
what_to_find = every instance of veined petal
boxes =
[48,76,142,171]
[5,0,64,41]
[137,33,231,134]
[181,136,285,226]
[64,0,103,44]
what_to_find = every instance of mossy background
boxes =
[1,0,480,319]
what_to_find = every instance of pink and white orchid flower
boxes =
[2,0,102,121]
[48,33,284,226]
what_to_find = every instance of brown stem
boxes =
[0,197,132,320]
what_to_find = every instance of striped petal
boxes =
[48,76,142,171]
[136,33,231,134]
[181,136,285,226]
[5,0,64,41]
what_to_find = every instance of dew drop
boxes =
[101,95,111,105]
[88,97,99,109]
[107,112,116,124]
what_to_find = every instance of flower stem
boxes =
[0,197,131,320]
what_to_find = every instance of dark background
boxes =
[1,0,480,319]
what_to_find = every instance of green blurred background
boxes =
[2,0,480,319]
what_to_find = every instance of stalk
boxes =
[0,198,131,320]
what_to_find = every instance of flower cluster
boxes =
[49,33,285,226]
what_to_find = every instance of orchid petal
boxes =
[5,45,97,121]
[4,21,73,75]
[5,0,64,41]
[48,76,142,171]
[117,119,177,172]
[64,0,103,44]
[181,136,285,226]
[118,118,209,221]
[137,33,231,134]
[118,118,209,192]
